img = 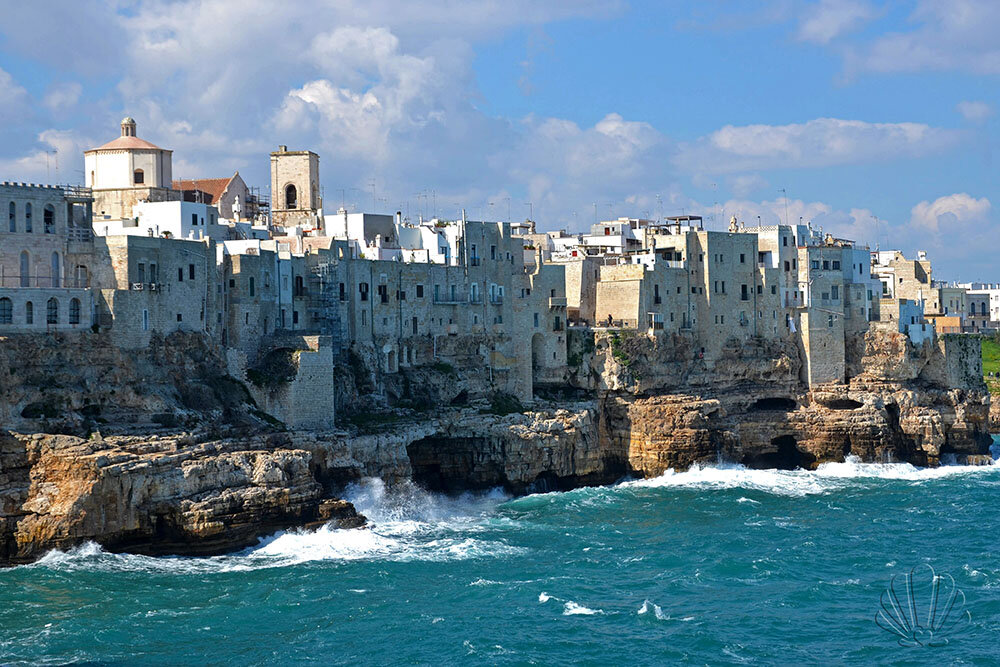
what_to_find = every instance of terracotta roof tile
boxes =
[88,136,164,151]
[172,176,234,204]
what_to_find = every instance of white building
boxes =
[92,200,225,241]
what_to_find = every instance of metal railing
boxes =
[0,275,91,288]
[549,296,567,307]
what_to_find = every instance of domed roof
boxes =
[121,116,135,124]
[88,135,164,152]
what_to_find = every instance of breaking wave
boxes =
[620,456,997,497]
[25,478,518,573]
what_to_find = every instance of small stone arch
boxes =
[285,184,298,209]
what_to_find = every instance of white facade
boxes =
[93,201,224,241]
[84,118,172,190]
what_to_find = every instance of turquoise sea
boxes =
[2,452,1000,665]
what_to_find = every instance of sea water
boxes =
[2,454,999,665]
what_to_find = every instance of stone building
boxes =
[270,146,322,231]
[173,173,251,221]
[0,182,97,331]
[85,118,180,220]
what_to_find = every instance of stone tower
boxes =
[270,145,322,229]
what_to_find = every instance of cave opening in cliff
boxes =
[822,398,864,410]
[406,436,505,493]
[750,397,797,412]
[742,435,809,470]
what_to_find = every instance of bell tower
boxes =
[270,145,322,229]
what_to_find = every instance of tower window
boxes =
[133,169,144,185]
[285,184,298,209]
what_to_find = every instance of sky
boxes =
[0,0,998,280]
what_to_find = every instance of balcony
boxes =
[490,296,503,305]
[549,296,567,308]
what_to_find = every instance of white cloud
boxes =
[0,67,30,123]
[676,117,959,174]
[956,100,993,122]
[0,129,96,183]
[846,0,1000,74]
[910,192,991,233]
[42,82,83,112]
[729,173,769,197]
[796,0,876,44]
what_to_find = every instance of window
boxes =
[178,267,184,282]
[533,313,539,328]
[378,285,388,303]
[832,260,841,270]
[19,251,29,287]
[822,260,830,270]
[831,285,839,300]
[177,313,183,322]
[782,236,788,247]
[828,314,834,328]
[771,285,777,295]
[0,298,11,324]
[295,275,304,296]
[189,264,195,280]
[359,282,368,301]
[46,298,58,324]
[490,245,496,260]
[50,253,60,288]
[43,205,55,234]
[25,301,32,324]
[8,202,14,232]
[361,310,367,326]
[741,284,749,301]
[811,260,820,270]
[69,298,80,325]
[740,253,745,264]
[654,284,661,304]
[756,285,762,295]
[149,263,157,283]
[191,213,198,227]
[412,316,418,334]
[25,203,31,232]
[249,277,255,296]
[416,284,424,298]
[138,263,146,283]
[293,311,299,324]
[133,169,144,184]
[142,309,149,331]
[285,184,297,209]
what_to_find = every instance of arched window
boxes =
[69,298,80,325]
[25,301,33,325]
[0,298,11,324]
[46,298,58,324]
[294,275,304,296]
[133,169,144,185]
[8,202,14,232]
[50,252,60,288]
[43,205,55,234]
[285,184,297,209]
[19,251,29,287]
[24,203,31,232]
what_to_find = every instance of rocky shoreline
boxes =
[0,329,993,566]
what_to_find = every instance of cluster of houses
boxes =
[0,117,995,424]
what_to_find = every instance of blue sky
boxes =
[0,0,997,279]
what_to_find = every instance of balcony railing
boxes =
[0,275,91,288]
[549,296,567,308]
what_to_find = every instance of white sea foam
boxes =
[563,601,603,615]
[538,592,552,603]
[24,478,517,573]
[637,599,668,620]
[622,456,997,497]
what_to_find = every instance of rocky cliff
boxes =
[0,327,992,565]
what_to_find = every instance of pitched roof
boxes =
[88,135,165,151]
[172,175,235,203]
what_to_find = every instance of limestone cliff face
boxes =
[591,330,992,475]
[0,430,366,565]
